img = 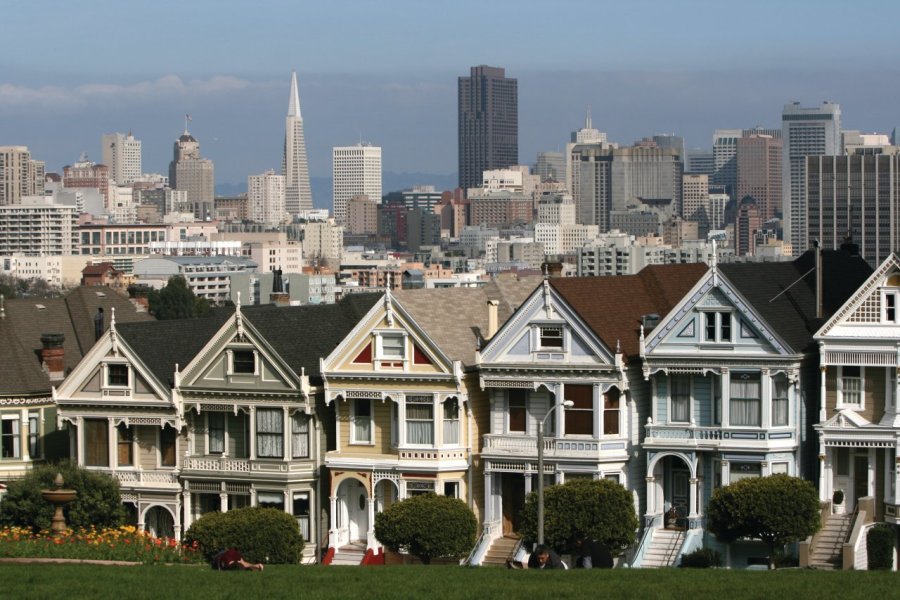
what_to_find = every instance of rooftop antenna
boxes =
[184,113,192,134]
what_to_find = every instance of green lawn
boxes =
[0,563,896,599]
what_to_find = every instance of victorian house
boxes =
[320,278,537,560]
[814,253,900,525]
[633,250,870,568]
[53,294,378,562]
[0,288,151,496]
[472,265,707,564]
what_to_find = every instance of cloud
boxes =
[0,75,257,112]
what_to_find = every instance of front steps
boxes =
[330,543,366,566]
[480,535,521,566]
[641,529,685,568]
[810,514,852,570]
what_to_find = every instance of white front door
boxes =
[346,479,368,543]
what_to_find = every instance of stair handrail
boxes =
[662,529,685,567]
[843,496,875,570]
[800,500,832,568]
[463,525,490,566]
[507,536,525,564]
[630,522,656,568]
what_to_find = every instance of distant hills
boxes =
[215,172,458,213]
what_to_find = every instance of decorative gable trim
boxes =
[815,254,900,338]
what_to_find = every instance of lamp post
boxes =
[537,399,574,546]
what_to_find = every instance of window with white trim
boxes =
[378,334,405,359]
[351,399,373,444]
[730,372,761,426]
[256,408,284,458]
[106,363,129,387]
[670,375,691,423]
[702,311,732,343]
[208,413,225,454]
[117,423,134,467]
[406,396,434,445]
[84,418,109,467]
[291,413,309,458]
[839,366,863,408]
[1,416,20,459]
[884,291,899,323]
[443,399,459,445]
[28,413,40,458]
[232,350,256,375]
[772,374,789,426]
[406,480,434,497]
[538,326,564,349]
[443,481,460,498]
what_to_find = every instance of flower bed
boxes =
[0,525,203,564]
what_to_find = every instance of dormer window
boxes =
[232,350,256,374]
[539,326,564,349]
[702,311,732,343]
[106,363,130,387]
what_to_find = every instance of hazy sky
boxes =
[3,0,899,192]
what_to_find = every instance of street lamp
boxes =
[537,398,574,546]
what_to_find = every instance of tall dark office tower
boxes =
[458,65,518,191]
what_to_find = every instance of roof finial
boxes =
[110,306,116,329]
[542,262,549,280]
[0,294,4,319]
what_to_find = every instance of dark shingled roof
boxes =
[243,293,381,380]
[550,264,709,357]
[116,310,232,387]
[0,287,154,397]
[720,249,873,353]
[116,294,381,387]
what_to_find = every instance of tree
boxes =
[518,478,638,556]
[0,461,125,532]
[706,474,820,570]
[373,493,477,564]
[148,275,210,320]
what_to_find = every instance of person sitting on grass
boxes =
[212,548,264,571]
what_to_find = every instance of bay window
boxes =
[406,396,434,445]
[160,425,177,467]
[85,419,109,467]
[208,413,225,454]
[730,373,761,426]
[117,424,134,467]
[292,413,309,458]
[351,398,373,444]
[565,384,593,436]
[28,413,39,458]
[670,375,691,423]
[256,408,284,458]
[603,388,620,436]
[1,416,20,459]
[443,399,459,445]
[508,389,526,433]
[772,374,789,426]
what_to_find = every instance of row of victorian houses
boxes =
[1,245,898,567]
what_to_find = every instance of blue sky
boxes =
[3,0,899,195]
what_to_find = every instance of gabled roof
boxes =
[394,276,542,367]
[0,287,153,397]
[720,250,872,353]
[550,264,708,357]
[814,253,900,339]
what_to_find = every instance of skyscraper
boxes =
[283,71,313,215]
[332,143,382,224]
[169,128,214,220]
[782,101,842,255]
[0,146,44,206]
[458,65,518,191]
[735,134,782,223]
[101,132,142,185]
[248,170,286,227]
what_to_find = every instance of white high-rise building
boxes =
[283,71,313,216]
[101,132,142,185]
[782,101,841,255]
[248,170,287,227]
[0,146,44,206]
[332,143,382,223]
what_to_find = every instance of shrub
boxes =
[374,493,477,564]
[518,478,638,556]
[679,547,722,568]
[0,461,124,532]
[707,474,820,570]
[184,507,303,564]
[867,524,895,570]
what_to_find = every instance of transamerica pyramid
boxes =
[283,71,313,214]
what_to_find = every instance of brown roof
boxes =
[550,264,708,357]
[82,263,117,276]
[394,275,542,367]
[0,287,154,396]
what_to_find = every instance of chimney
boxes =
[814,239,823,319]
[40,333,66,381]
[269,268,290,306]
[486,300,499,340]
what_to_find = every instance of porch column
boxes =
[819,365,828,422]
[249,407,257,460]
[892,441,900,505]
[329,495,338,549]
[524,472,533,495]
[689,478,699,519]
[367,497,377,550]
[182,491,192,531]
[556,383,565,437]
[19,410,30,462]
[869,447,877,498]
[220,482,229,513]
[721,369,730,427]
[483,471,492,523]
[761,461,770,477]
[645,476,656,517]
[821,446,833,503]
[720,460,729,487]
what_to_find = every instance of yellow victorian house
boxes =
[321,278,537,560]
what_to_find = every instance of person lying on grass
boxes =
[212,548,264,571]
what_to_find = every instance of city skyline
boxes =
[2,1,899,201]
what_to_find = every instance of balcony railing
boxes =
[182,456,315,474]
[482,434,612,459]
[108,469,179,487]
[644,424,795,447]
